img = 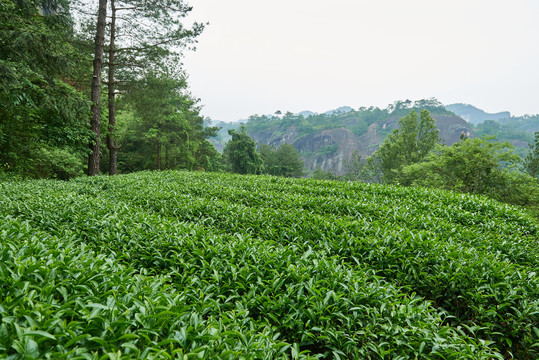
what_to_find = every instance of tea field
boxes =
[0,171,538,359]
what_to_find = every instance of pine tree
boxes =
[117,72,218,172]
[88,0,107,176]
[104,0,204,174]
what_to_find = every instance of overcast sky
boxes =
[182,0,539,122]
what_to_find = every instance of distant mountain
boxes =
[323,106,354,116]
[295,110,316,117]
[241,100,472,175]
[205,120,241,152]
[446,103,510,125]
[442,104,538,156]
[209,100,537,175]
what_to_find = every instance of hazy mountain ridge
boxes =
[246,109,470,175]
[446,103,539,157]
[208,101,537,174]
[446,103,510,125]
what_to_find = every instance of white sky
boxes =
[182,0,539,122]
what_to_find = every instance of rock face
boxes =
[433,115,473,144]
[249,114,474,175]
[295,128,360,174]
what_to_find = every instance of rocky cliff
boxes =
[248,112,473,175]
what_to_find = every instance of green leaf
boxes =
[65,334,91,348]
[0,324,9,346]
[24,339,39,358]
[23,331,56,341]
[89,337,108,347]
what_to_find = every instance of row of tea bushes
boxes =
[1,170,537,358]
[77,171,537,358]
[0,216,288,359]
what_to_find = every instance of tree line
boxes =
[338,110,539,217]
[0,0,308,180]
[0,0,221,178]
[217,108,538,217]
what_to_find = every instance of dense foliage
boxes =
[524,132,539,178]
[334,111,538,218]
[113,72,220,173]
[0,0,216,178]
[401,137,539,209]
[242,99,451,142]
[102,0,205,174]
[446,103,538,158]
[1,171,537,359]
[0,0,91,179]
[473,118,538,158]
[259,143,305,177]
[372,110,440,184]
[223,125,264,174]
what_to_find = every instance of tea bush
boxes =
[1,171,537,359]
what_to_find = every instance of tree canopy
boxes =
[0,0,91,179]
[401,136,539,209]
[523,132,539,178]
[259,143,304,177]
[115,71,219,172]
[223,125,263,175]
[0,0,218,178]
[373,109,440,184]
[102,0,205,174]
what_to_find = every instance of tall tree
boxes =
[224,125,263,175]
[88,0,107,176]
[260,143,304,177]
[106,0,119,174]
[523,132,539,178]
[117,72,218,172]
[104,0,204,174]
[374,109,440,184]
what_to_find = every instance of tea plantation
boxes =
[0,171,537,359]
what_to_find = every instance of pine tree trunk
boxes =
[165,144,169,169]
[88,0,107,176]
[107,0,119,175]
[157,141,162,170]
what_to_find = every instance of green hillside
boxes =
[209,100,460,152]
[246,100,454,137]
[473,116,539,157]
[209,99,475,175]
[1,171,538,359]
[446,104,539,157]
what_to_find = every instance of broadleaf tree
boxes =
[259,143,304,177]
[373,109,440,184]
[223,125,264,175]
[401,136,539,211]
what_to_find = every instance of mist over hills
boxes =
[208,100,538,174]
[446,103,511,125]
